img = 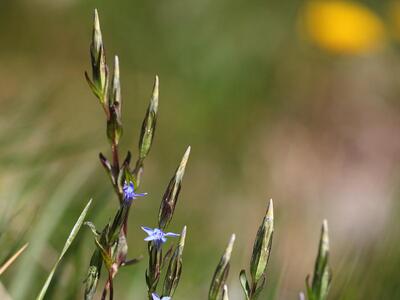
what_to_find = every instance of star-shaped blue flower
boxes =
[141,226,179,248]
[122,181,147,202]
[152,293,171,300]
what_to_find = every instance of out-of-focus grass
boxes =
[1,1,400,299]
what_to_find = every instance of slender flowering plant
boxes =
[73,8,334,300]
[81,8,191,300]
[82,8,161,300]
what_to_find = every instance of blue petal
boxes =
[135,192,148,197]
[145,236,156,241]
[151,293,160,300]
[141,226,154,235]
[165,232,180,237]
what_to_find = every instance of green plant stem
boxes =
[111,142,119,177]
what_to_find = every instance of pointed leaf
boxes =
[239,269,250,300]
[36,199,92,300]
[0,243,28,275]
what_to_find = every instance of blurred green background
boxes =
[1,0,400,299]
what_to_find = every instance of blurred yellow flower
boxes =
[302,1,385,54]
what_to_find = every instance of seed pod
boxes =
[87,9,109,105]
[163,226,187,296]
[139,76,159,160]
[110,56,122,114]
[239,269,250,300]
[84,249,103,300]
[209,234,235,300]
[106,56,123,145]
[222,285,229,300]
[146,242,163,293]
[250,199,274,285]
[308,219,332,300]
[158,146,191,229]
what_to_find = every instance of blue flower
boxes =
[152,293,171,300]
[122,181,147,202]
[141,226,179,247]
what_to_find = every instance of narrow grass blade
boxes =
[36,199,93,300]
[10,162,96,299]
[0,243,28,276]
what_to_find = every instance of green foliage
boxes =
[36,199,92,300]
[0,6,342,300]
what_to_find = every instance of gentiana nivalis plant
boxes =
[34,8,334,300]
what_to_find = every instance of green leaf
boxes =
[36,199,92,300]
[306,275,316,300]
[85,71,103,101]
[253,276,266,299]
[94,236,113,270]
[239,269,250,300]
[108,205,129,245]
